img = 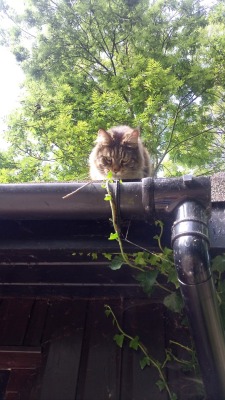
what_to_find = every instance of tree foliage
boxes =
[1,0,225,181]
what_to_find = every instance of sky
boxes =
[0,47,24,120]
[0,0,25,147]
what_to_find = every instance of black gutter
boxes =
[0,176,210,220]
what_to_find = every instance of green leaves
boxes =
[136,270,159,295]
[105,303,177,399]
[2,0,225,180]
[163,292,183,313]
[114,333,141,354]
[134,252,149,266]
[108,232,119,241]
[103,253,112,261]
[104,194,112,201]
[129,335,140,350]
[140,356,151,370]
[104,306,111,318]
[212,254,225,274]
[109,255,124,270]
[113,334,124,348]
[156,380,178,400]
[156,379,167,392]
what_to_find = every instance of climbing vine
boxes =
[101,174,195,398]
[105,304,178,400]
[103,173,182,313]
[101,174,225,399]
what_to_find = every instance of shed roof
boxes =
[0,175,223,297]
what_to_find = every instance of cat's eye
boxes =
[121,160,127,166]
[103,157,112,165]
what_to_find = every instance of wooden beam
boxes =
[0,347,41,369]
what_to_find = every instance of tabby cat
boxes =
[89,125,151,180]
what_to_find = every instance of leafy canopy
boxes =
[1,0,225,181]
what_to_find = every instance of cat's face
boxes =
[92,127,143,179]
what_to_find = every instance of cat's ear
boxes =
[96,129,112,145]
[123,128,140,147]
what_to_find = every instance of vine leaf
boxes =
[156,379,166,391]
[108,232,119,241]
[136,270,159,295]
[167,268,179,289]
[113,334,124,348]
[140,356,151,370]
[153,234,160,241]
[103,253,112,261]
[105,309,111,318]
[134,252,148,266]
[129,335,140,350]
[102,171,114,188]
[109,255,124,270]
[91,252,98,260]
[155,220,164,228]
[107,171,113,180]
[148,253,161,266]
[163,292,183,313]
[212,254,225,273]
[163,247,173,257]
[104,193,112,201]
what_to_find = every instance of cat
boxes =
[89,125,152,180]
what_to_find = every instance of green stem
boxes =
[155,281,173,293]
[169,340,193,353]
[124,238,174,267]
[105,180,176,295]
[155,220,164,253]
[105,181,144,272]
[105,304,175,400]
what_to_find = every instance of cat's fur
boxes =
[89,125,151,179]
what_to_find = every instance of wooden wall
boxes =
[0,297,205,400]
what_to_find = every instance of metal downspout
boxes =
[172,201,225,400]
